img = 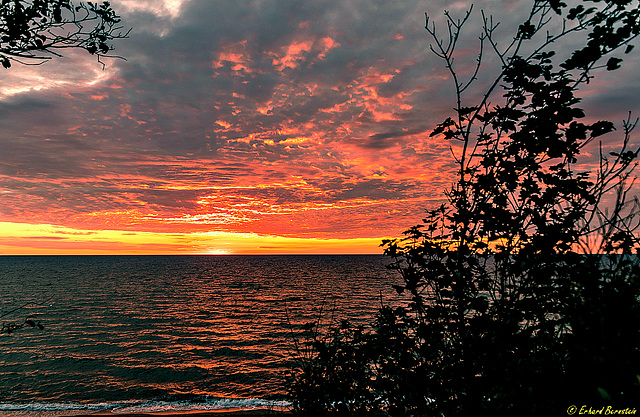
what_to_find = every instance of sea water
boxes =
[0,255,402,415]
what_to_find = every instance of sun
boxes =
[203,248,232,255]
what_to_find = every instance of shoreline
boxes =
[0,399,293,417]
[73,410,291,416]
[1,410,292,417]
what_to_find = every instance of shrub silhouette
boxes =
[288,1,640,415]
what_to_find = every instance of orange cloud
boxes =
[213,41,253,74]
[269,36,340,71]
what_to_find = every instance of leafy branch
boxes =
[0,0,130,69]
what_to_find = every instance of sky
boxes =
[0,0,639,255]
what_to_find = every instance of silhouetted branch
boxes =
[0,0,130,69]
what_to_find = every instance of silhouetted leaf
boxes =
[590,120,615,137]
[455,106,478,117]
[392,284,405,294]
[606,57,623,70]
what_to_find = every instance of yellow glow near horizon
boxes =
[0,222,385,255]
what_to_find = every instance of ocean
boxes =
[0,255,402,415]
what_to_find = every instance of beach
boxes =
[1,409,292,417]
[76,410,290,416]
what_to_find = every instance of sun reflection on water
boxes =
[0,255,404,404]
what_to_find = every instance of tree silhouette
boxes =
[0,0,128,69]
[289,1,640,415]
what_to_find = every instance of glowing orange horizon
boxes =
[0,222,387,255]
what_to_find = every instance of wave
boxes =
[0,398,292,415]
[0,255,400,406]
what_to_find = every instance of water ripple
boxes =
[0,255,402,407]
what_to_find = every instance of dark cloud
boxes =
[366,127,430,149]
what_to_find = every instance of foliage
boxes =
[288,311,430,416]
[288,0,640,415]
[0,0,129,69]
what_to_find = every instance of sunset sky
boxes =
[1,0,639,255]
